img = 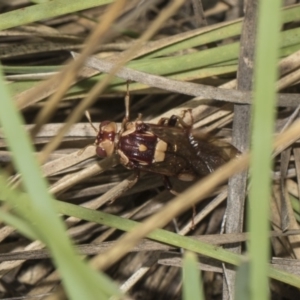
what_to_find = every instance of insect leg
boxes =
[163,176,196,229]
[133,169,141,181]
[169,109,194,129]
[181,109,194,125]
[191,205,196,230]
[163,175,174,192]
[167,115,178,127]
[157,117,170,126]
[157,115,179,127]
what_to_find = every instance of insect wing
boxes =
[147,123,237,177]
[191,130,240,172]
[136,151,192,178]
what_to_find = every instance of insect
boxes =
[89,85,238,186]
[85,85,238,228]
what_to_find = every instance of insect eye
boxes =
[96,146,107,157]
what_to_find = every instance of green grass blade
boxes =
[0,66,120,299]
[144,20,242,59]
[234,260,250,300]
[248,1,282,300]
[182,252,204,300]
[1,185,299,289]
[52,199,300,289]
[0,0,113,31]
[0,201,38,241]
[143,4,300,59]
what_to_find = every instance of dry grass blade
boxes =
[222,1,255,296]
[72,51,251,103]
[2,2,300,299]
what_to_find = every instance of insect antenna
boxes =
[124,80,130,122]
[85,110,98,133]
[77,111,98,156]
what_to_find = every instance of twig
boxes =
[72,51,300,107]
